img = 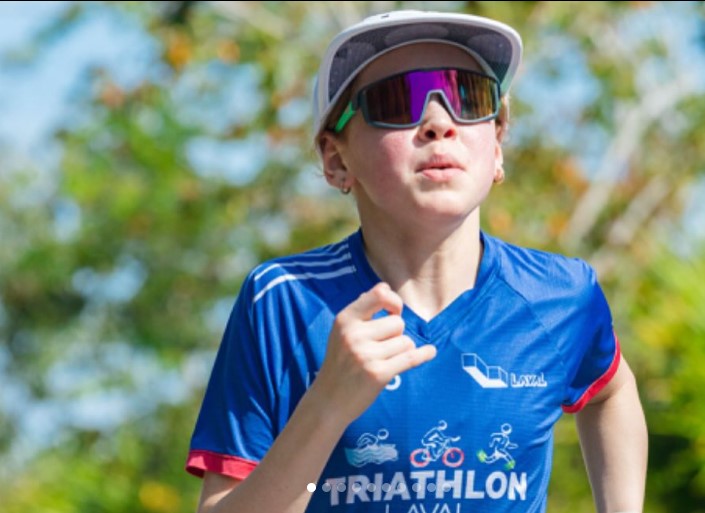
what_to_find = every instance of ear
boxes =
[493,134,505,184]
[495,118,507,144]
[319,132,353,191]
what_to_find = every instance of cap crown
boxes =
[312,10,523,138]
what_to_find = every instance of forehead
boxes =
[354,42,484,91]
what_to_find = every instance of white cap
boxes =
[312,10,523,139]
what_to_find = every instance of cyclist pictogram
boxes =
[410,420,464,468]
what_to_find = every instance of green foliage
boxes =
[1,1,704,511]
[630,251,705,512]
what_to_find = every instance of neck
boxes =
[359,211,483,321]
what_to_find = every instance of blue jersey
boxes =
[187,230,619,513]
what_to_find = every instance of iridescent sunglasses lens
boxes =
[334,68,500,133]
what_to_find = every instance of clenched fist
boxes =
[310,282,437,423]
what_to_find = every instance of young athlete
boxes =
[186,10,648,513]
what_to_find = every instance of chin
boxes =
[417,192,482,214]
[417,203,478,223]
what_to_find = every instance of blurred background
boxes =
[0,1,703,511]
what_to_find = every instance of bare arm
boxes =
[196,283,437,513]
[196,384,347,513]
[576,355,648,513]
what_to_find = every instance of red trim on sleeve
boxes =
[562,333,621,414]
[186,450,258,480]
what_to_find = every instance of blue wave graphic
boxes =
[345,444,398,467]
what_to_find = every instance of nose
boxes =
[418,94,458,141]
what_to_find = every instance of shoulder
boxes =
[485,234,612,343]
[240,236,357,307]
[485,234,598,303]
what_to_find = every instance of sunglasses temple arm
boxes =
[334,102,356,133]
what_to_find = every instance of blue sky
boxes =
[0,1,156,157]
[0,1,293,190]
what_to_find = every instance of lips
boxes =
[416,155,463,173]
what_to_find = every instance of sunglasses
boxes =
[334,68,501,133]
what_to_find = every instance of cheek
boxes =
[375,132,412,166]
[350,130,411,175]
[459,127,499,168]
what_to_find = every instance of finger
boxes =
[354,314,405,342]
[343,283,403,321]
[370,335,416,360]
[383,344,437,377]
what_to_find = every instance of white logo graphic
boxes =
[345,429,398,467]
[477,423,519,470]
[410,420,464,468]
[385,374,401,391]
[462,353,508,388]
[313,372,401,391]
[462,353,548,389]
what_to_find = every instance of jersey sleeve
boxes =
[186,273,276,480]
[561,262,621,413]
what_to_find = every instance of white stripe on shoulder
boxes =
[309,240,350,257]
[253,242,350,281]
[253,266,356,304]
[254,253,352,281]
